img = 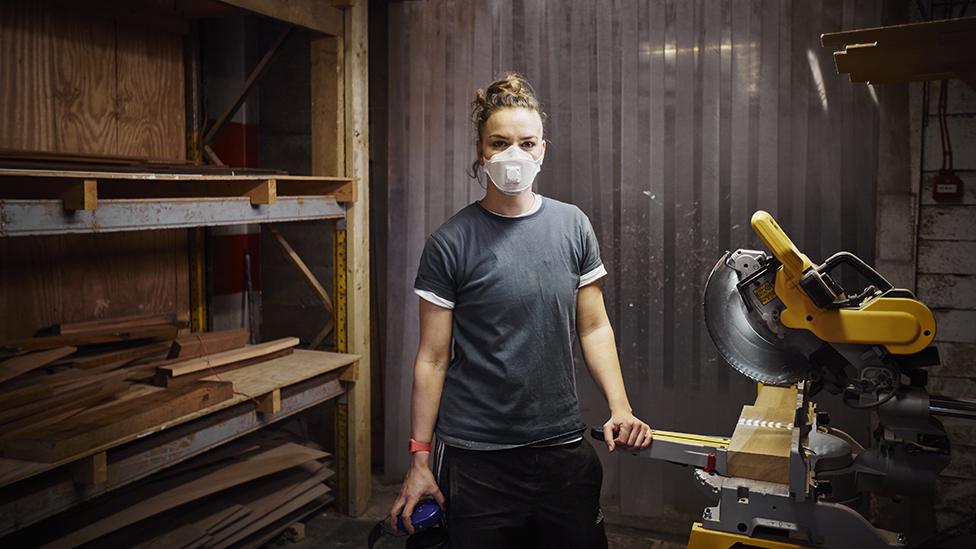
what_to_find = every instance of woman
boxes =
[390,73,652,548]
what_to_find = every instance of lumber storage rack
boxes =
[0,351,357,536]
[0,0,372,533]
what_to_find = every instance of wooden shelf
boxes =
[821,16,976,88]
[0,168,356,208]
[0,349,359,535]
[0,196,345,236]
[0,168,355,237]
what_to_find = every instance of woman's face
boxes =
[478,107,545,163]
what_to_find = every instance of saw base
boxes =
[688,523,809,549]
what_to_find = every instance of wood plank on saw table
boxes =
[727,401,796,484]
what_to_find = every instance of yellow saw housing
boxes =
[751,211,936,355]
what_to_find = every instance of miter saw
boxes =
[607,211,976,548]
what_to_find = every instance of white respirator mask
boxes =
[483,145,544,195]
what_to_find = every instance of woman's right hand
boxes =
[388,452,446,534]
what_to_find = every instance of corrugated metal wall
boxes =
[382,0,882,522]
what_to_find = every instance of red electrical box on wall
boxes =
[930,169,964,202]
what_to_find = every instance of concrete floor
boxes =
[268,477,686,549]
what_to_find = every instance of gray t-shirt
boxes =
[414,197,606,449]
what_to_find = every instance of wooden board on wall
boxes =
[0,230,191,342]
[0,0,185,160]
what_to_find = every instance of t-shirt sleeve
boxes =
[579,212,607,288]
[414,234,458,308]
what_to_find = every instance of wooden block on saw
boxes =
[754,384,798,410]
[727,396,796,485]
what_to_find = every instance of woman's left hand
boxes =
[602,412,652,452]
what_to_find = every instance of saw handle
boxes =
[817,252,893,294]
[750,210,811,278]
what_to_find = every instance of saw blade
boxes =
[703,252,811,386]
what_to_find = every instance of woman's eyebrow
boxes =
[487,134,539,140]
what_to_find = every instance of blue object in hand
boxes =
[397,500,443,533]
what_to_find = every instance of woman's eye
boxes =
[521,141,536,149]
[492,141,508,148]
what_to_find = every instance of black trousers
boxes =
[434,440,608,549]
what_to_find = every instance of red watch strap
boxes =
[409,438,432,453]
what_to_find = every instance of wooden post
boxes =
[189,227,207,333]
[311,2,370,516]
[342,0,371,517]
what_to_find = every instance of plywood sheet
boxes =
[0,230,190,343]
[0,0,185,159]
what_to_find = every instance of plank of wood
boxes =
[1,324,180,354]
[0,349,355,490]
[206,464,333,548]
[66,341,171,370]
[236,497,333,549]
[115,23,184,160]
[159,338,300,377]
[753,385,798,410]
[132,525,209,549]
[0,378,129,436]
[0,381,234,462]
[727,403,796,485]
[58,313,178,335]
[339,0,372,515]
[211,484,330,549]
[215,0,343,37]
[0,346,76,385]
[0,368,129,411]
[39,442,327,549]
[168,329,248,360]
[153,348,294,388]
[202,505,250,535]
[0,370,129,424]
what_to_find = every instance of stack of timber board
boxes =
[0,313,303,464]
[0,311,360,542]
[1,430,335,549]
